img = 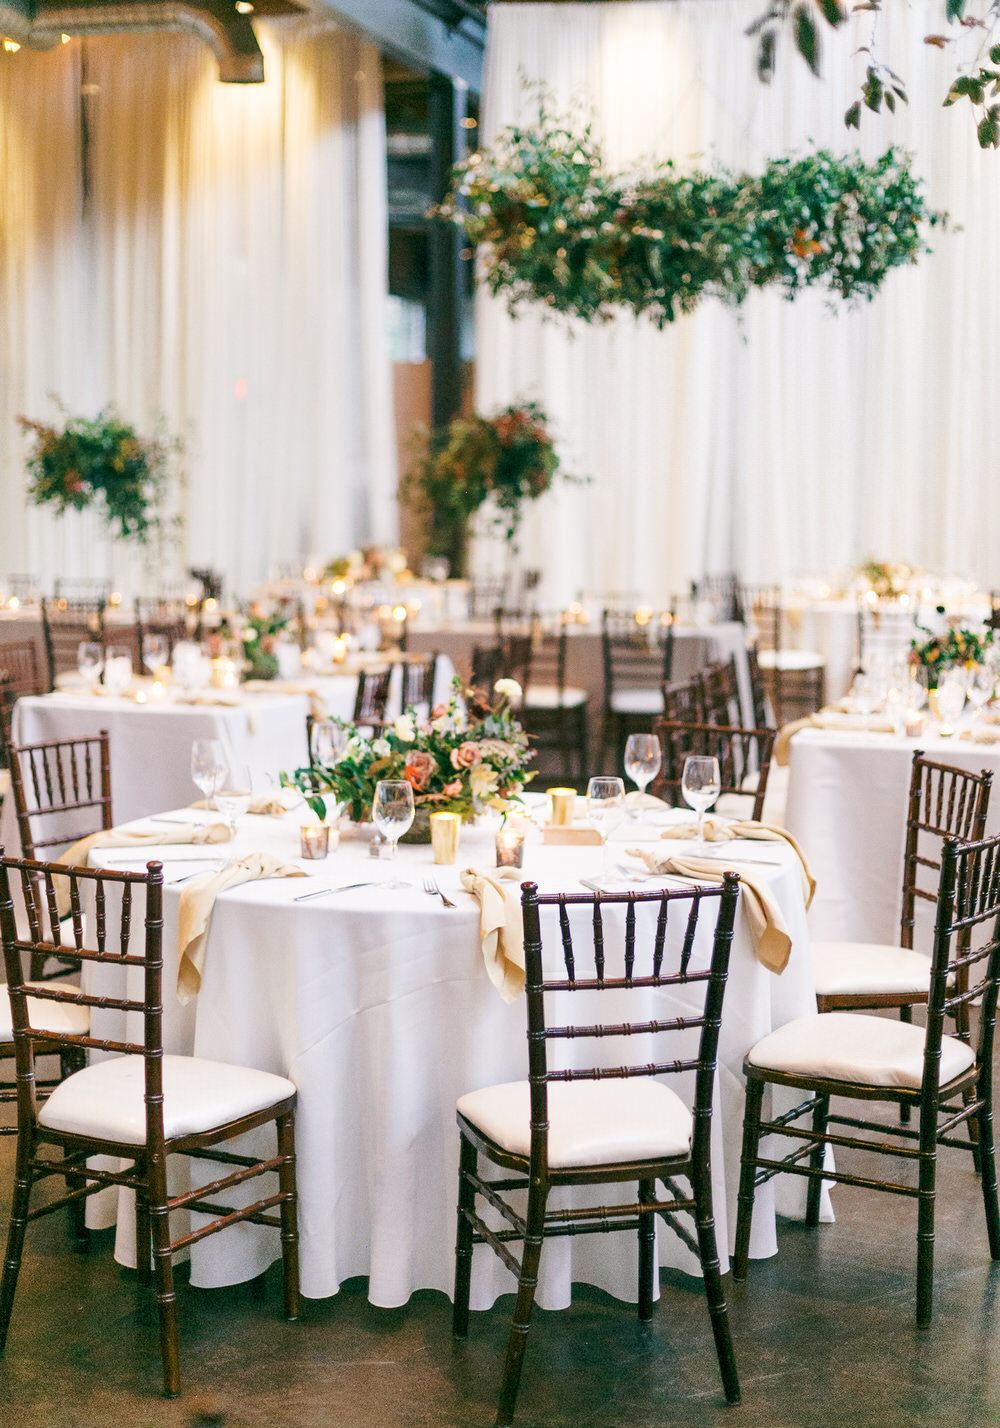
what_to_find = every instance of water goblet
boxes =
[681,755,722,852]
[142,633,170,676]
[624,733,661,820]
[191,738,226,809]
[372,779,415,889]
[103,646,133,696]
[214,763,253,838]
[586,776,627,881]
[77,641,104,690]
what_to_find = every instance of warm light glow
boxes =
[2,39,21,53]
[109,590,122,607]
[392,605,407,622]
[460,117,478,129]
[60,33,71,43]
[7,596,20,611]
[634,606,653,627]
[331,579,347,596]
[235,0,254,11]
[204,597,218,612]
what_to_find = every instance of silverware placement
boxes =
[293,881,376,902]
[422,876,456,909]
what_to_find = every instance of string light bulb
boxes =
[2,38,21,52]
[61,33,71,43]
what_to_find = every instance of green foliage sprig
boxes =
[911,615,993,673]
[19,405,179,545]
[437,114,943,326]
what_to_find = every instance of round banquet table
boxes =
[784,723,1000,946]
[76,802,823,1309]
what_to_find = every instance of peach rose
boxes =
[444,779,462,797]
[404,750,435,791]
[450,741,482,770]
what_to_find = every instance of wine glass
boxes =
[214,763,253,837]
[681,755,722,852]
[142,633,170,675]
[311,719,348,767]
[935,669,967,735]
[624,733,662,820]
[191,738,226,809]
[967,662,995,716]
[586,776,627,880]
[372,779,414,888]
[77,641,104,689]
[103,645,133,696]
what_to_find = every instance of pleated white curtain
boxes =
[0,21,396,594]
[476,1,1000,603]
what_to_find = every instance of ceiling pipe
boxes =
[0,0,265,81]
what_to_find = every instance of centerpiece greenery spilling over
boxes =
[282,677,534,825]
[437,113,943,326]
[856,559,913,600]
[402,402,576,576]
[911,615,993,676]
[19,406,179,545]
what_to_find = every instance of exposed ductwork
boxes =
[0,0,266,82]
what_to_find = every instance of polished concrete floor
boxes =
[0,1087,998,1428]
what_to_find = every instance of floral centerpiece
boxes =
[19,405,180,545]
[911,611,993,684]
[401,401,577,577]
[210,608,291,681]
[856,559,913,600]
[321,547,409,585]
[281,677,534,833]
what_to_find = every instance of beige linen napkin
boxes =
[191,795,289,817]
[177,852,306,1002]
[774,709,895,766]
[959,726,1000,745]
[626,847,792,975]
[657,817,815,908]
[460,866,524,1003]
[174,690,244,707]
[55,823,231,916]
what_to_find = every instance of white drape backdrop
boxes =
[475,1,1000,603]
[0,22,396,595]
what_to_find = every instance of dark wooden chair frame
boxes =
[453,875,742,1427]
[400,652,439,711]
[698,657,742,726]
[745,644,772,730]
[691,572,743,624]
[0,855,300,1397]
[470,644,505,693]
[134,597,193,667]
[733,833,1000,1328]
[600,609,675,768]
[495,611,589,781]
[652,719,777,824]
[40,598,106,693]
[741,585,824,725]
[661,676,707,725]
[352,666,393,729]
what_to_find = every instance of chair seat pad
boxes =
[747,1012,975,1090]
[757,649,825,672]
[0,982,90,1043]
[610,688,664,715]
[812,941,932,998]
[457,1077,691,1170]
[38,1053,295,1145]
[524,684,588,710]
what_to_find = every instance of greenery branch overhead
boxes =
[436,112,944,326]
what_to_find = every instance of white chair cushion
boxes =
[747,1012,975,1090]
[757,649,825,672]
[610,688,664,715]
[812,941,932,998]
[0,982,90,1043]
[38,1053,295,1145]
[525,684,588,710]
[456,1077,691,1170]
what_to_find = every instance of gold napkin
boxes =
[56,823,231,917]
[191,795,289,817]
[774,709,895,766]
[626,847,792,974]
[657,817,815,908]
[175,690,243,708]
[959,726,1000,745]
[460,866,524,1003]
[242,680,329,722]
[177,852,306,1002]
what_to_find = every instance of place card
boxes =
[541,825,601,846]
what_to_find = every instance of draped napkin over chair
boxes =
[55,823,232,916]
[459,866,524,1002]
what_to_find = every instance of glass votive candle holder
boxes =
[299,823,331,860]
[430,811,461,865]
[548,787,577,827]
[495,824,525,869]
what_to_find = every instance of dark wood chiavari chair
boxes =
[470,579,510,620]
[52,577,113,605]
[0,575,37,602]
[661,676,706,725]
[698,657,742,726]
[400,652,439,712]
[988,592,1000,635]
[745,644,772,729]
[453,874,742,1426]
[134,597,192,666]
[691,572,743,623]
[352,666,393,731]
[734,832,1000,1328]
[600,608,675,768]
[470,644,504,693]
[741,584,824,725]
[40,598,106,692]
[495,610,589,781]
[0,642,45,771]
[652,719,776,824]
[0,855,300,1396]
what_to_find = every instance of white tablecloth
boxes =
[76,804,820,1308]
[785,726,1000,944]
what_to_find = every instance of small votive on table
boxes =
[548,787,577,827]
[495,823,525,869]
[299,823,332,860]
[211,656,240,690]
[430,811,461,865]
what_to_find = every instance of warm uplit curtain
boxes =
[476,1,1000,602]
[0,22,395,593]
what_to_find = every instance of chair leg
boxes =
[135,1188,152,1285]
[916,1113,938,1329]
[976,1077,1000,1260]
[277,1110,301,1322]
[495,1180,548,1428]
[0,1131,35,1355]
[733,1076,765,1281]
[453,1134,477,1338]
[805,1093,829,1229]
[899,1006,913,1125]
[692,1163,741,1404]
[637,1177,656,1321]
[147,1161,180,1397]
[60,1052,89,1252]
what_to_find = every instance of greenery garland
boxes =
[437,114,944,326]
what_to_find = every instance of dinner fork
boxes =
[423,876,456,909]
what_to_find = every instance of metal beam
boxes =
[319,0,485,90]
[427,73,467,427]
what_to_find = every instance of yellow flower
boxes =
[470,765,500,800]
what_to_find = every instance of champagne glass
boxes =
[372,779,414,888]
[103,645,133,696]
[215,763,253,838]
[311,719,348,767]
[77,641,104,689]
[586,775,627,880]
[142,633,169,675]
[191,738,226,808]
[624,733,661,820]
[682,755,721,852]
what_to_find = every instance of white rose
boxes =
[345,736,366,760]
[494,677,523,704]
[243,627,258,644]
[394,713,416,743]
[372,738,391,758]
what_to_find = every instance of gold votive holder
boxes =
[430,811,461,865]
[495,825,525,869]
[211,656,240,690]
[548,788,577,827]
[299,823,331,860]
